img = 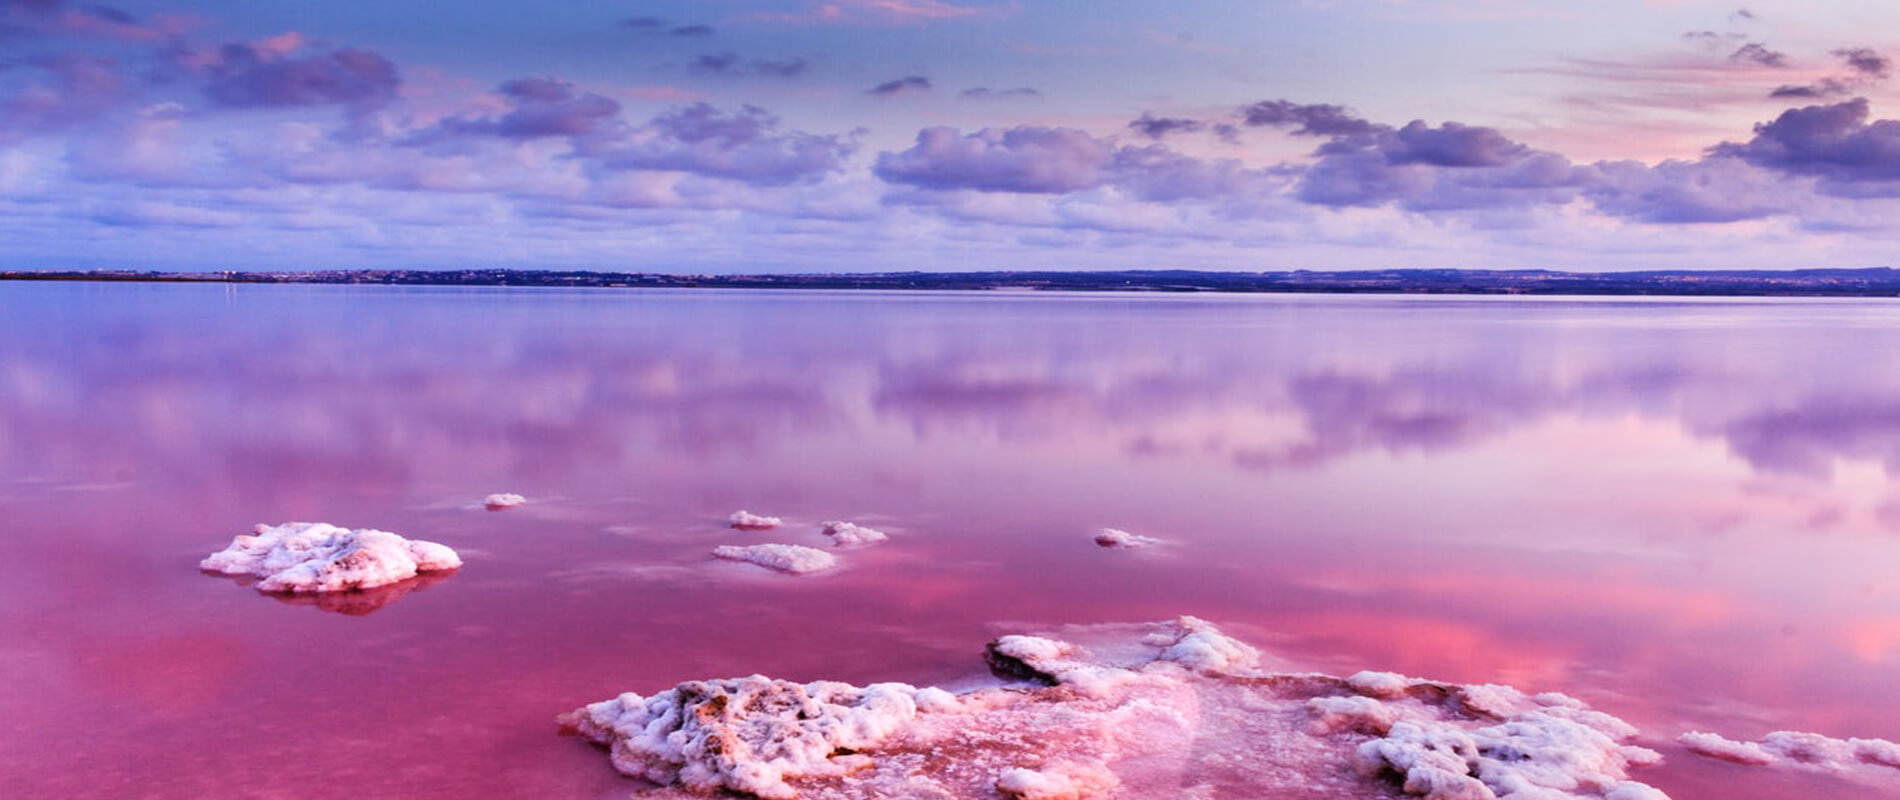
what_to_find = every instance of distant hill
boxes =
[7,267,1900,297]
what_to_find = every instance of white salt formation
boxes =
[483,493,527,510]
[564,617,1670,800]
[1680,729,1900,772]
[1093,527,1159,548]
[201,522,461,593]
[711,543,838,574]
[820,521,888,547]
[730,510,783,530]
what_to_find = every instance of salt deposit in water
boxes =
[563,617,1669,799]
[1093,528,1159,548]
[1680,729,1900,773]
[483,493,527,510]
[711,543,838,575]
[820,521,888,547]
[200,522,461,593]
[730,510,784,530]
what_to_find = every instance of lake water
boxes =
[3,282,1898,799]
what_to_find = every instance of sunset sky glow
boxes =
[7,0,1900,271]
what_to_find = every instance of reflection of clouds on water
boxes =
[8,289,1900,519]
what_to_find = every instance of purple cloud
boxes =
[692,52,810,77]
[1730,42,1786,68]
[1238,100,1381,137]
[201,43,399,113]
[1709,98,1900,185]
[1127,113,1203,140]
[0,0,171,41]
[875,126,1114,193]
[588,103,855,185]
[420,77,622,141]
[0,52,129,140]
[961,86,1039,99]
[1109,145,1288,202]
[868,75,931,96]
[1836,47,1892,77]
[1587,158,1794,223]
[1383,121,1529,168]
[1293,118,1579,209]
[1769,47,1891,99]
[622,16,715,36]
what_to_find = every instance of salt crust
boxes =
[1092,528,1159,548]
[483,493,526,510]
[563,616,1670,799]
[1680,729,1900,772]
[820,521,888,547]
[200,522,461,593]
[711,543,838,575]
[730,510,783,530]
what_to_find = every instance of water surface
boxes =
[3,283,1898,798]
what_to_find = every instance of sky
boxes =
[6,0,1900,272]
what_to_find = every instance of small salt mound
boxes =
[730,510,783,530]
[712,543,837,575]
[995,763,1120,799]
[1156,615,1261,674]
[1093,527,1159,548]
[567,617,1672,800]
[201,522,461,593]
[820,520,888,547]
[483,493,526,510]
[561,676,933,800]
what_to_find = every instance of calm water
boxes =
[3,282,1899,799]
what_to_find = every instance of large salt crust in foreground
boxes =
[562,617,1670,799]
[201,522,462,592]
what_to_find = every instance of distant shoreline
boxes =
[6,267,1900,297]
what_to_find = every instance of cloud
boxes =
[418,77,623,142]
[867,75,931,95]
[1729,42,1786,68]
[199,42,399,114]
[1287,117,1578,209]
[875,125,1287,204]
[1709,98,1900,187]
[0,53,130,141]
[1769,47,1891,99]
[1108,145,1290,203]
[875,126,1115,193]
[691,52,810,78]
[1587,157,1798,223]
[1836,47,1892,77]
[587,103,856,185]
[960,86,1040,99]
[1237,99,1381,137]
[622,17,716,37]
[1127,113,1204,140]
[0,0,179,41]
[743,0,988,27]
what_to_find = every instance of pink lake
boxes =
[3,282,1899,798]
